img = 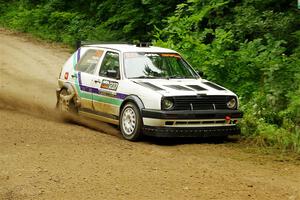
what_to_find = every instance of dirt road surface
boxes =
[0,29,300,200]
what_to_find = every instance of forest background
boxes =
[1,0,300,153]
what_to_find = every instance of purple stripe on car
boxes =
[79,81,127,100]
[80,85,89,92]
[78,72,82,85]
[77,48,81,62]
[116,93,127,100]
[91,87,99,94]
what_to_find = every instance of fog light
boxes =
[225,116,231,121]
[225,116,231,124]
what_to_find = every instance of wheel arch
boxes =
[119,95,145,117]
[56,82,79,107]
[119,95,144,140]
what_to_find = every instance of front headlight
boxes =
[227,98,237,109]
[161,97,174,110]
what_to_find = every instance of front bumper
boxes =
[141,109,243,137]
[143,126,240,137]
[141,109,243,119]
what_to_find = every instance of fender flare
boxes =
[120,95,145,116]
[56,82,79,107]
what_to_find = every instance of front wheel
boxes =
[120,102,143,141]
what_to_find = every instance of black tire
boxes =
[120,102,143,141]
[57,89,77,114]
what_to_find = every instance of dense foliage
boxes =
[1,0,300,152]
[0,0,180,43]
[155,0,300,152]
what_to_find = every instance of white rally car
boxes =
[56,43,243,141]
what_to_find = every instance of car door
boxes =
[92,51,123,119]
[73,48,104,110]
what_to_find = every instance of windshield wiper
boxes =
[129,76,158,79]
[167,75,196,79]
[130,75,196,79]
[167,75,186,79]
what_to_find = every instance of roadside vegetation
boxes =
[1,0,300,153]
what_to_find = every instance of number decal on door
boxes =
[100,79,119,91]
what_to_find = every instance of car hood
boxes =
[132,78,236,97]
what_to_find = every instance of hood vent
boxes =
[164,85,193,91]
[203,82,226,91]
[138,82,164,91]
[186,85,207,91]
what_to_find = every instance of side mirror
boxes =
[106,69,118,79]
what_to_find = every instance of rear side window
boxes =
[76,49,104,74]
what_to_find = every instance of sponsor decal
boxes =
[100,79,119,91]
[146,53,160,57]
[71,54,126,106]
[95,50,103,57]
[124,53,181,59]
[99,90,117,98]
[160,53,181,58]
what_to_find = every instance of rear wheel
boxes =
[57,89,77,114]
[120,102,142,141]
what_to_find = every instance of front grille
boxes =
[172,95,235,110]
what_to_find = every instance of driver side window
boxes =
[99,51,120,79]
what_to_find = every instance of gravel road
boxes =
[0,29,299,200]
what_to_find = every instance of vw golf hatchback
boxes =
[57,43,243,140]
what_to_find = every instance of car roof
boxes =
[84,44,178,54]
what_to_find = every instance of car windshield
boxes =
[124,52,198,79]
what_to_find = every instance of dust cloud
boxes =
[0,28,120,137]
[0,91,120,137]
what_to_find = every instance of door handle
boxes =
[94,80,101,83]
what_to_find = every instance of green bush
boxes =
[155,0,300,152]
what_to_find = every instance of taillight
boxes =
[64,72,69,80]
